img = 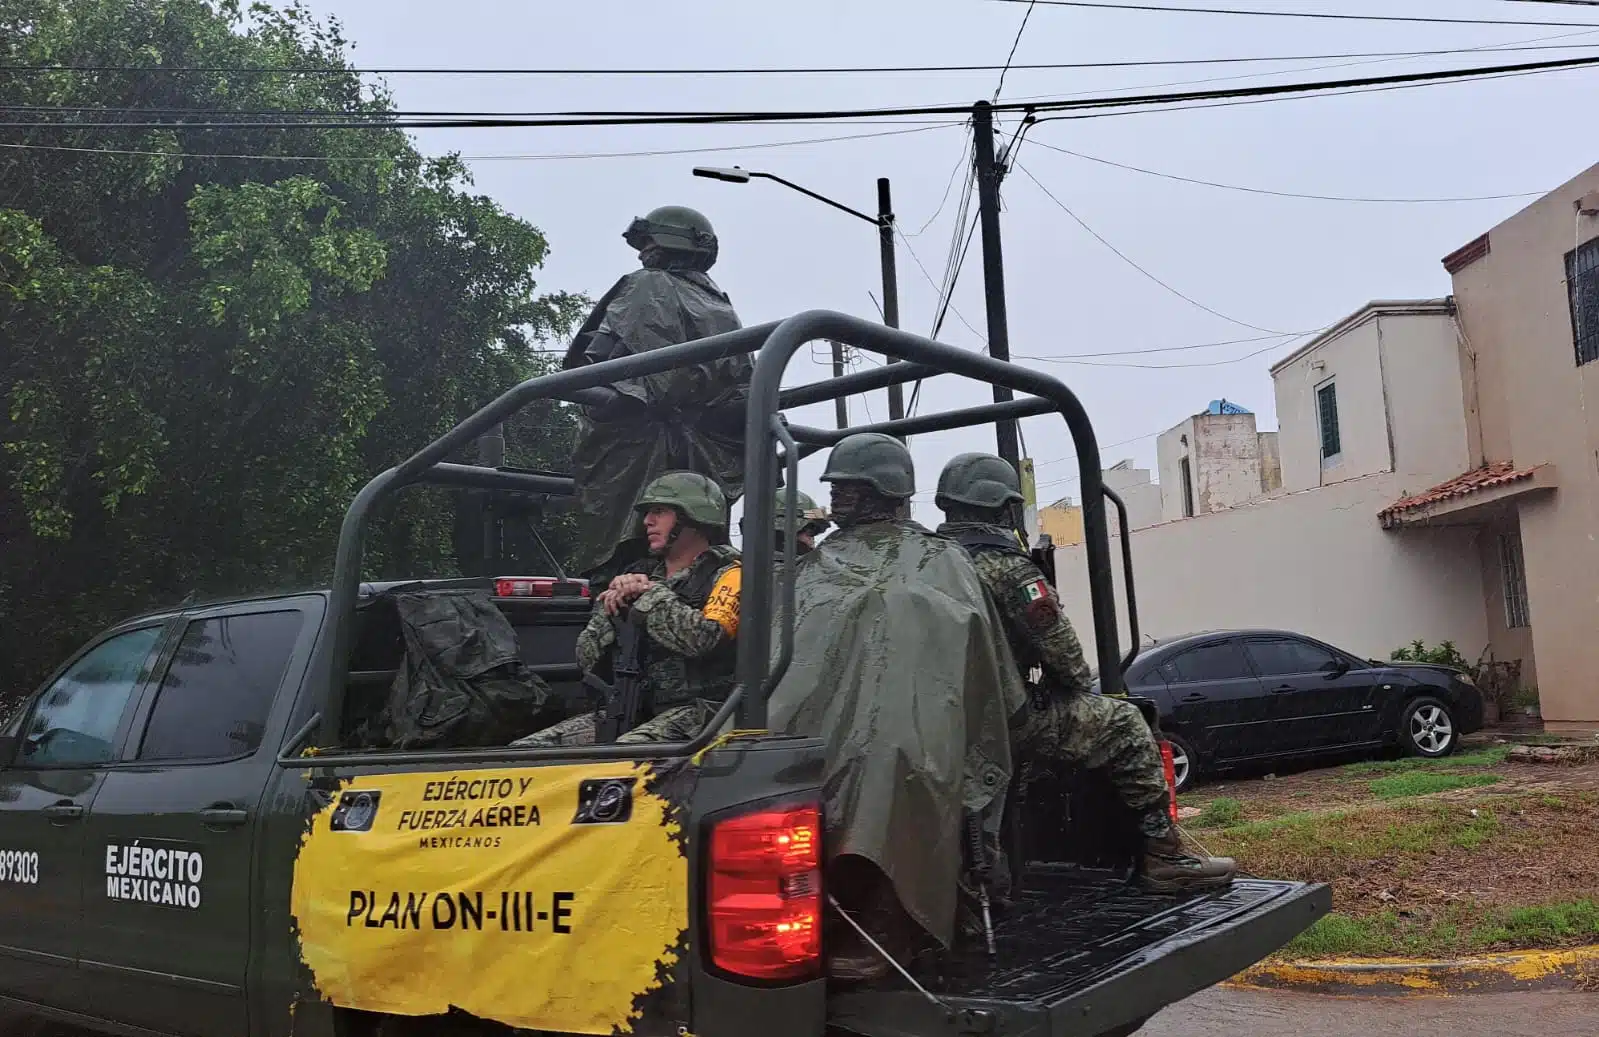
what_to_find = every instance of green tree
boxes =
[0,0,586,699]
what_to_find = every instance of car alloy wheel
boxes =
[1405,698,1456,757]
[1165,734,1197,791]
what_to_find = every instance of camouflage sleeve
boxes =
[575,606,616,672]
[630,565,739,659]
[994,554,1093,695]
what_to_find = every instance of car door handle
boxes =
[1180,692,1207,703]
[199,805,249,829]
[43,802,83,824]
[1271,684,1296,693]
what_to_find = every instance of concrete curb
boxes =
[1226,945,1599,996]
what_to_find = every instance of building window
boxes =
[1316,381,1341,462]
[1179,456,1195,518]
[1499,531,1531,629]
[1566,237,1599,366]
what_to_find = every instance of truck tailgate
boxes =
[829,869,1330,1037]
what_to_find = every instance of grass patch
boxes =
[1368,772,1501,800]
[1284,900,1599,959]
[1193,797,1244,828]
[1341,747,1510,776]
[1209,803,1502,875]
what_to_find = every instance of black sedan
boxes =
[1102,629,1485,791]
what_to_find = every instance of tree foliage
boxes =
[1,0,587,698]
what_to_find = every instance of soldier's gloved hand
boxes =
[585,387,645,423]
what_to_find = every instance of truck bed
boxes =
[829,868,1329,1037]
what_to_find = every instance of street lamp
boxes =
[693,165,904,429]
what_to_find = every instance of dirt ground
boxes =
[1176,744,1599,957]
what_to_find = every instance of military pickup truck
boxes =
[0,312,1328,1037]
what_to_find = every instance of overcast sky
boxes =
[302,0,1599,527]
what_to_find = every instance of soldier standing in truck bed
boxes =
[934,452,1236,893]
[563,207,748,595]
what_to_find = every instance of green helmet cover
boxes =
[935,452,1024,510]
[623,205,718,260]
[820,432,915,499]
[741,489,830,535]
[635,471,729,531]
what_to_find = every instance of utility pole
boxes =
[878,178,905,422]
[971,100,1020,471]
[829,341,849,429]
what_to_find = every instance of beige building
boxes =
[1053,162,1599,726]
[1412,163,1599,728]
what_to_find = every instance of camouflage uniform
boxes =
[516,473,741,748]
[938,520,1171,830]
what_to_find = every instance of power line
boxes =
[1017,336,1298,369]
[8,52,1599,130]
[0,123,955,164]
[995,1,1040,100]
[1017,331,1289,360]
[1013,161,1296,335]
[1027,138,1548,203]
[996,0,1599,29]
[10,46,1599,75]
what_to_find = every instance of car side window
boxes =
[18,626,164,767]
[137,610,304,762]
[1165,641,1249,683]
[1246,638,1341,677]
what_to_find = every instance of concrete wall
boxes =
[1156,417,1197,522]
[1105,462,1162,534]
[1449,163,1599,724]
[1156,412,1265,519]
[1258,432,1282,494]
[1380,311,1474,494]
[1039,503,1084,546]
[1054,472,1490,671]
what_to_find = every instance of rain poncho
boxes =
[374,590,552,750]
[564,265,748,579]
[767,521,1026,948]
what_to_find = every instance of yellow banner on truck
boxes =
[291,762,689,1034]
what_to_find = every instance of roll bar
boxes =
[305,311,1130,754]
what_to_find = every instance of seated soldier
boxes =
[934,452,1236,892]
[516,472,740,746]
[768,434,1025,982]
[738,488,831,559]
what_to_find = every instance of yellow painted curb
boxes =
[1227,944,1599,996]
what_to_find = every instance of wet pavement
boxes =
[1137,985,1599,1036]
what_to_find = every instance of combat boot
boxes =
[1141,829,1237,893]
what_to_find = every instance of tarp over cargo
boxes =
[564,267,748,579]
[377,590,552,750]
[767,522,1026,948]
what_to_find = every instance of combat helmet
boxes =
[935,452,1024,511]
[635,471,729,541]
[741,488,831,537]
[820,432,915,499]
[623,206,719,266]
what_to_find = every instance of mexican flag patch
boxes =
[1023,579,1050,603]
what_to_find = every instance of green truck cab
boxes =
[0,312,1328,1037]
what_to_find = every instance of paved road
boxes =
[1136,986,1599,1036]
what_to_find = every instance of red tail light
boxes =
[708,804,822,982]
[1160,740,1179,823]
[494,577,590,599]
